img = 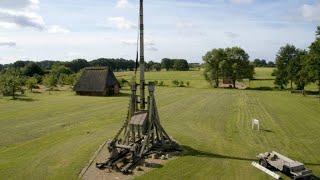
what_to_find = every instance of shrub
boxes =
[172,80,179,86]
[179,80,184,87]
[158,81,164,86]
[186,81,190,87]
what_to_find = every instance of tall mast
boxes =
[139,0,145,109]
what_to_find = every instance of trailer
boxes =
[256,151,312,180]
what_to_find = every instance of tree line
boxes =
[0,57,193,98]
[252,59,275,67]
[202,47,255,88]
[274,26,320,93]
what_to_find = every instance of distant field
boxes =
[115,68,318,91]
[0,86,320,179]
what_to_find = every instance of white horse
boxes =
[252,119,260,131]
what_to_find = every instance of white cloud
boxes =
[116,0,129,8]
[230,0,254,4]
[301,3,320,22]
[0,41,16,47]
[47,25,70,34]
[0,22,17,29]
[0,9,45,29]
[108,17,136,29]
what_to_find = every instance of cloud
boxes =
[301,3,320,22]
[47,25,70,34]
[108,17,136,29]
[230,0,254,4]
[0,0,39,10]
[225,32,240,39]
[0,22,17,29]
[0,41,16,47]
[0,9,45,29]
[0,0,44,30]
[116,0,129,8]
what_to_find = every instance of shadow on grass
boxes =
[259,128,273,133]
[12,97,37,102]
[311,175,320,180]
[245,87,274,91]
[181,145,255,162]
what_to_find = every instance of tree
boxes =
[0,68,26,99]
[65,59,90,73]
[173,59,189,71]
[274,44,297,89]
[288,49,308,90]
[152,63,161,71]
[220,47,254,88]
[203,48,225,87]
[253,59,262,67]
[26,77,37,92]
[23,62,44,77]
[267,61,275,67]
[306,27,320,96]
[161,58,174,71]
[13,60,30,69]
[43,73,58,91]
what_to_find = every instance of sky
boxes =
[0,0,320,64]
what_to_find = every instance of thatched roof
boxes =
[73,67,120,92]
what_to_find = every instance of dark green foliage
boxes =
[161,58,189,71]
[173,59,189,71]
[23,62,44,77]
[0,68,26,99]
[203,48,225,87]
[306,37,320,93]
[186,81,190,87]
[172,80,179,86]
[253,59,275,67]
[274,44,297,89]
[161,58,174,71]
[90,58,135,71]
[145,61,161,71]
[13,60,31,69]
[203,47,254,88]
[64,59,90,73]
[37,60,62,71]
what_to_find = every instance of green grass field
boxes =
[1,69,320,180]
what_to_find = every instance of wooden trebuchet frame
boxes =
[95,0,180,174]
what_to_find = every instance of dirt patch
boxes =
[80,141,180,180]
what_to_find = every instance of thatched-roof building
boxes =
[73,67,120,96]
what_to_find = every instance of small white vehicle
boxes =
[257,151,312,180]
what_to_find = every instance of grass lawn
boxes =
[0,86,320,179]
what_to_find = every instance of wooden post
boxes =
[139,0,145,109]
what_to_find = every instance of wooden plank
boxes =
[251,161,280,179]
